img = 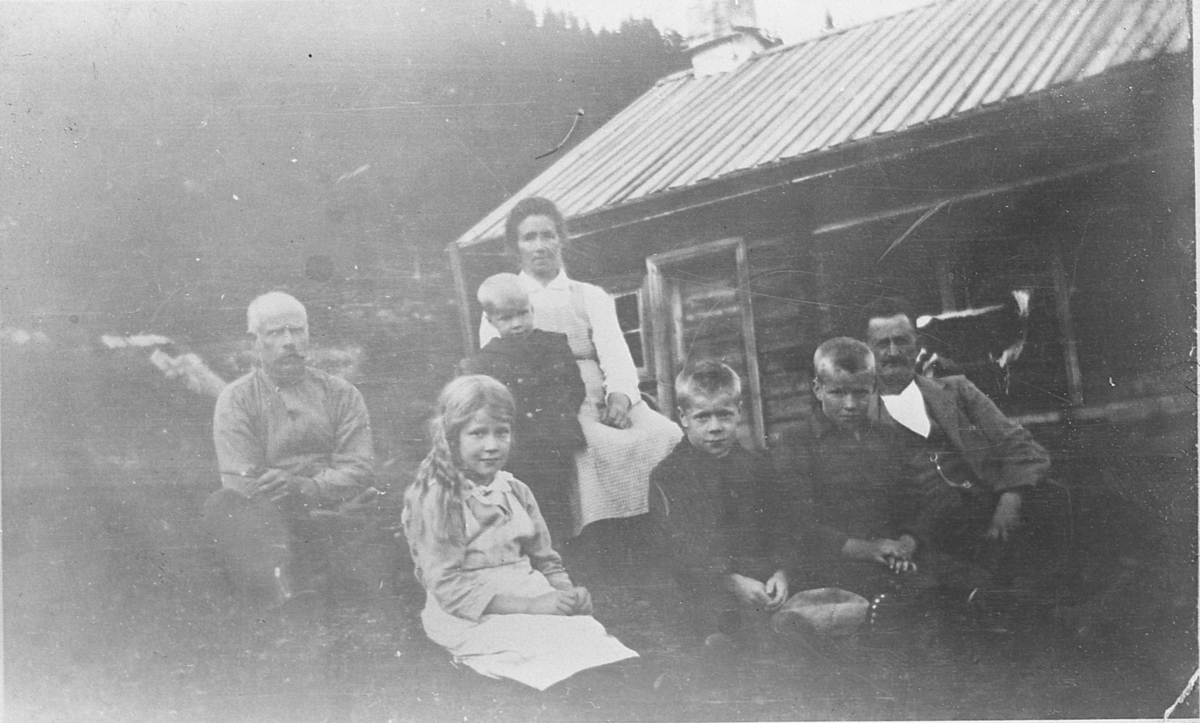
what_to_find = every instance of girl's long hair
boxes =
[403,375,516,543]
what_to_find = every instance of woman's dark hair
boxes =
[504,196,568,253]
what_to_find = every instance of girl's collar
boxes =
[463,470,514,505]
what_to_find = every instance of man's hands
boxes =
[842,537,918,573]
[601,392,633,429]
[988,491,1023,542]
[255,469,318,504]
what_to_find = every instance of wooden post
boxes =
[645,257,676,418]
[446,242,476,358]
[1050,251,1085,407]
[812,246,834,336]
[735,240,767,449]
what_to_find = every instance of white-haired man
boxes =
[204,291,374,609]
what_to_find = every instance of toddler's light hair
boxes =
[403,375,516,544]
[477,273,529,314]
[675,360,742,412]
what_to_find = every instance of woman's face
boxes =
[516,214,563,282]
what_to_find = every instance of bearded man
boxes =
[204,291,374,609]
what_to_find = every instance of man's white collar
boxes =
[880,379,930,438]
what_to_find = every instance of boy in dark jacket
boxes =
[461,273,585,542]
[774,337,919,599]
[648,361,791,650]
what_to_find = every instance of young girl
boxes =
[402,375,637,690]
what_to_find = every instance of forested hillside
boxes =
[3,0,686,485]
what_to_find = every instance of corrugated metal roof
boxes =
[454,0,1189,248]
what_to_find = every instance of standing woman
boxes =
[480,197,682,538]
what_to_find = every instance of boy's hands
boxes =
[728,572,790,609]
[727,573,771,607]
[886,534,918,573]
[764,570,789,610]
[843,537,918,572]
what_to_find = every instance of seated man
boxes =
[647,361,792,650]
[461,272,586,543]
[205,291,375,610]
[864,296,1067,615]
[775,338,919,603]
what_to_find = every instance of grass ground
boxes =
[5,479,1194,723]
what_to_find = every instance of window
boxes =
[613,290,647,372]
[645,237,766,447]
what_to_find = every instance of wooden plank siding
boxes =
[744,235,823,435]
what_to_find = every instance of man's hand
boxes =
[727,573,771,607]
[601,392,633,429]
[988,491,1023,542]
[764,570,789,610]
[255,469,317,504]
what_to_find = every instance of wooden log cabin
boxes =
[448,0,1194,534]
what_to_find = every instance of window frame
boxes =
[645,237,766,448]
[611,287,651,379]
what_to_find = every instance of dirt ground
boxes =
[5,475,1196,723]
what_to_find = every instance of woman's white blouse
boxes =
[479,270,642,405]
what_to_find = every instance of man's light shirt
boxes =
[880,379,931,438]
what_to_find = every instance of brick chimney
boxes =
[685,0,780,76]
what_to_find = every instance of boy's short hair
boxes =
[675,360,742,410]
[477,273,530,313]
[813,337,874,377]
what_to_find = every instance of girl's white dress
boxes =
[404,471,637,690]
